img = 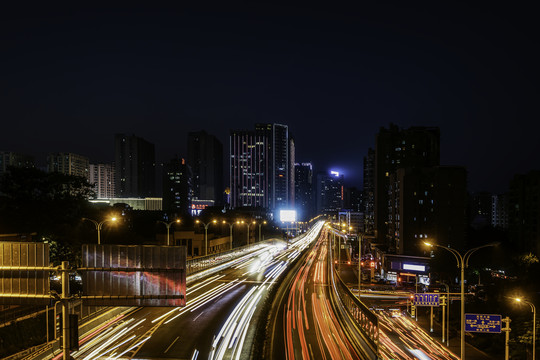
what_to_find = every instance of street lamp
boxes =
[424,241,499,360]
[257,220,267,243]
[244,220,256,246]
[196,219,216,256]
[83,216,117,244]
[514,297,536,360]
[157,219,180,245]
[222,220,237,250]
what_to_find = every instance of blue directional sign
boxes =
[465,313,502,333]
[414,293,439,306]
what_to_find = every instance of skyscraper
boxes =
[316,170,344,215]
[363,148,375,235]
[114,134,156,198]
[388,166,467,255]
[229,123,294,211]
[187,130,224,205]
[508,170,540,256]
[295,162,314,221]
[162,157,193,216]
[374,124,440,246]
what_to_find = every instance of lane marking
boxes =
[164,336,179,353]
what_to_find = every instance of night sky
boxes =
[1,3,538,193]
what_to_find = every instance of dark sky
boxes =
[1,3,538,193]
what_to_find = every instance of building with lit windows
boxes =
[316,170,344,215]
[387,166,467,255]
[89,163,115,199]
[374,124,440,249]
[229,123,294,211]
[47,152,89,180]
[162,157,193,216]
[0,151,35,176]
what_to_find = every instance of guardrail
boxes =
[327,231,379,358]
[186,238,280,276]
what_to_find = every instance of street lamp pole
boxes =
[246,221,255,247]
[83,217,117,244]
[358,232,363,296]
[196,219,216,256]
[515,297,536,360]
[223,220,235,250]
[258,220,267,243]
[157,219,180,245]
[425,242,498,360]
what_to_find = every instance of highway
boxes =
[54,221,325,360]
[265,226,365,360]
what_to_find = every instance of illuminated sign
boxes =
[280,210,297,222]
[414,293,439,306]
[465,314,502,333]
[403,264,426,272]
[330,171,340,177]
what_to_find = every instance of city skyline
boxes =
[2,3,538,193]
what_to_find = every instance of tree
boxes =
[0,166,95,263]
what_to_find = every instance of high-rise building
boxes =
[508,171,540,256]
[295,162,314,221]
[316,170,344,215]
[289,136,295,207]
[187,130,224,205]
[388,166,467,255]
[363,147,375,235]
[89,163,115,199]
[374,124,440,246]
[0,151,35,176]
[114,134,156,198]
[491,193,509,229]
[162,157,193,216]
[229,123,294,211]
[47,152,89,179]
[343,187,362,212]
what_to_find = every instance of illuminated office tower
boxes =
[230,123,293,211]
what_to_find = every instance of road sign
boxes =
[414,293,440,306]
[465,313,502,333]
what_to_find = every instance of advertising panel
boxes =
[81,244,186,306]
[280,210,297,223]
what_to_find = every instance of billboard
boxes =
[81,244,186,306]
[0,242,50,305]
[280,210,297,223]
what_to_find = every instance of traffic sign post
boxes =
[414,293,440,307]
[465,313,502,333]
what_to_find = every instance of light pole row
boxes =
[425,241,499,360]
[83,216,268,257]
